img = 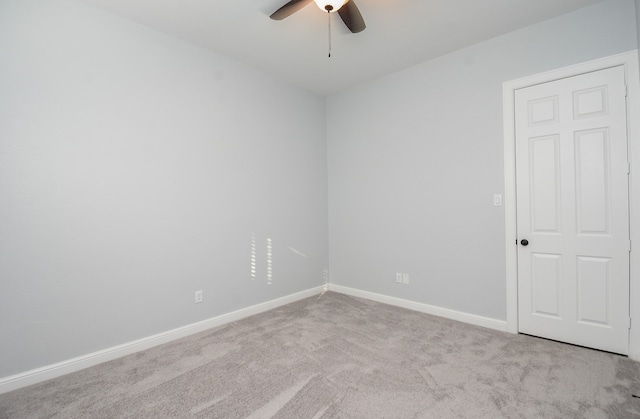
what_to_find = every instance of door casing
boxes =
[502,50,640,360]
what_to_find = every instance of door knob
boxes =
[520,239,529,246]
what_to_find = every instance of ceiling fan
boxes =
[270,0,366,34]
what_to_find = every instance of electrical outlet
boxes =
[396,273,403,283]
[402,274,410,284]
[195,290,203,303]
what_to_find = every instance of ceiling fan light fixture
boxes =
[314,0,348,12]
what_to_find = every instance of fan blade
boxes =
[270,0,314,20]
[338,0,366,33]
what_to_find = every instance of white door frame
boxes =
[502,50,640,361]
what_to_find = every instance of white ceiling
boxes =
[79,0,607,95]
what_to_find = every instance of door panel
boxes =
[515,66,629,355]
[576,256,610,325]
[531,252,562,317]
[530,135,561,233]
[575,129,610,234]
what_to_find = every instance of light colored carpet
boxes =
[1,291,639,418]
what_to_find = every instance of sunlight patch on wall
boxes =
[250,233,257,281]
[288,247,307,258]
[266,238,273,285]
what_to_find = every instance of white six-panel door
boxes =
[515,66,630,355]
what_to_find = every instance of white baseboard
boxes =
[0,286,325,395]
[0,284,508,395]
[329,284,508,332]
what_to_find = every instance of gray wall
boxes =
[0,0,328,377]
[637,0,640,63]
[327,0,638,321]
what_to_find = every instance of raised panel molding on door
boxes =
[514,66,630,355]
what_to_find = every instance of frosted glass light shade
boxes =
[314,0,348,12]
